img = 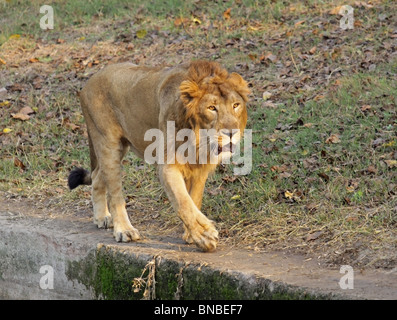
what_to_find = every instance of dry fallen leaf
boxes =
[11,106,34,121]
[63,117,80,131]
[192,17,201,25]
[136,29,147,38]
[284,190,294,199]
[309,46,317,55]
[346,185,355,193]
[326,134,341,144]
[262,91,272,101]
[271,164,289,173]
[354,20,362,28]
[19,106,34,115]
[382,140,396,148]
[313,94,325,101]
[14,157,26,170]
[174,17,189,27]
[11,113,30,121]
[33,77,43,89]
[355,1,373,9]
[247,25,259,31]
[9,34,21,40]
[333,79,342,86]
[329,6,343,15]
[0,87,7,97]
[222,175,237,183]
[366,165,378,174]
[223,8,231,20]
[0,57,6,65]
[301,149,309,156]
[360,105,372,112]
[294,20,305,27]
[306,230,324,241]
[384,160,397,168]
[331,48,341,61]
[318,172,330,182]
[174,17,183,26]
[347,181,359,192]
[55,187,64,194]
[283,190,302,202]
[372,138,384,148]
[3,128,12,133]
[261,51,277,63]
[279,172,292,179]
[346,216,358,222]
[66,122,80,131]
[45,111,54,119]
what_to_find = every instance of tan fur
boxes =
[76,60,249,251]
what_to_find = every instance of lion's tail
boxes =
[68,168,92,190]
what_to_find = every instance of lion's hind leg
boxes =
[94,138,140,242]
[91,166,113,229]
[84,129,113,229]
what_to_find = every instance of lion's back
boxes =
[78,62,190,156]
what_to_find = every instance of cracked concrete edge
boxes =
[0,214,349,300]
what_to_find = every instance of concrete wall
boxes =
[0,213,338,300]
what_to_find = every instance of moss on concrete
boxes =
[66,245,335,300]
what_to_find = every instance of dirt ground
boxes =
[1,188,396,270]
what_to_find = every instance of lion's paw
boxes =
[187,219,219,252]
[182,227,194,244]
[114,226,141,242]
[94,214,113,229]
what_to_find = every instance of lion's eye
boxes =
[233,103,240,109]
[208,105,217,111]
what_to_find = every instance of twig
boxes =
[132,256,157,300]
[326,67,342,85]
[288,36,301,75]
[180,16,194,38]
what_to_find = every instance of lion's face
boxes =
[196,91,247,162]
[180,61,250,163]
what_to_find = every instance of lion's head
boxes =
[179,60,250,164]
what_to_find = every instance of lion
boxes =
[68,60,250,252]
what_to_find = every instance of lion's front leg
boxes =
[159,164,218,252]
[183,172,210,244]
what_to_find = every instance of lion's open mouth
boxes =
[216,142,236,155]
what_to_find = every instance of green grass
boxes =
[0,0,396,268]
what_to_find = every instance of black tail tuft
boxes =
[68,168,91,190]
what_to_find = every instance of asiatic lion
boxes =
[68,60,250,252]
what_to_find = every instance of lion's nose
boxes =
[220,129,238,138]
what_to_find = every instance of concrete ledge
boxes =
[0,210,395,300]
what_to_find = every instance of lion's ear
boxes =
[180,80,202,106]
[228,72,251,102]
